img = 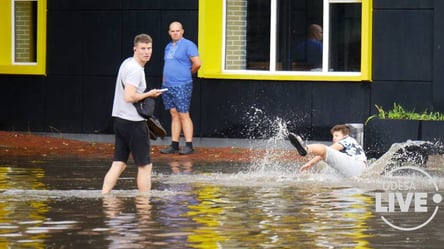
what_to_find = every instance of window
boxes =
[198,0,372,81]
[0,0,46,75]
[14,0,38,63]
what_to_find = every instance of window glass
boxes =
[245,0,270,70]
[279,0,323,71]
[223,0,362,73]
[329,3,361,72]
[14,1,37,63]
[199,0,371,81]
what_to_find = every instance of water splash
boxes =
[246,116,296,173]
[364,140,444,177]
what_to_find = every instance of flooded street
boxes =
[1,158,444,248]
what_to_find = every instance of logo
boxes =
[375,166,442,231]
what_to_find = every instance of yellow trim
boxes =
[0,1,12,65]
[361,0,373,82]
[198,0,224,78]
[198,0,372,82]
[0,0,46,75]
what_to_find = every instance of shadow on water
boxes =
[1,120,444,247]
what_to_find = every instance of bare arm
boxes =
[299,155,322,172]
[190,56,201,74]
[123,83,162,103]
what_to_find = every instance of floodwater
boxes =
[1,146,444,249]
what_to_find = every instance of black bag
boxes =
[134,89,155,118]
[121,81,155,118]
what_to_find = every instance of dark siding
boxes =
[370,0,436,118]
[0,77,46,131]
[433,1,444,110]
[199,80,313,138]
[45,76,84,132]
[373,10,433,81]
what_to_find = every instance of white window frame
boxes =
[221,0,363,77]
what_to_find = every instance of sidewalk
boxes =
[37,133,330,150]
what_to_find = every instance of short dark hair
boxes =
[330,124,350,135]
[134,34,152,46]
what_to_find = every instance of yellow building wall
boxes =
[0,0,46,75]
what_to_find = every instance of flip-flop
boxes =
[288,133,308,156]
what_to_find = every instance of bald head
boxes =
[308,24,323,41]
[169,21,183,30]
[168,21,185,42]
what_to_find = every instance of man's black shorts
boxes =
[113,117,151,166]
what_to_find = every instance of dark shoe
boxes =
[288,133,308,156]
[149,129,157,140]
[147,116,167,138]
[179,146,194,155]
[160,145,179,154]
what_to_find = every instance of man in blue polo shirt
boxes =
[160,21,201,155]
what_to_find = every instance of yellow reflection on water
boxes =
[0,165,48,249]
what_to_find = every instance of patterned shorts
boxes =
[162,84,193,113]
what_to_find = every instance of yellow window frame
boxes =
[198,0,373,82]
[0,0,46,75]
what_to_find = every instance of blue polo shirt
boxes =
[163,38,199,87]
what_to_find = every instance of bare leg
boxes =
[179,112,193,142]
[170,108,182,142]
[102,161,127,194]
[137,164,152,192]
[307,144,327,159]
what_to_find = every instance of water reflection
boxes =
[102,195,154,248]
[169,160,193,174]
[0,165,48,249]
[0,160,444,248]
[299,188,374,248]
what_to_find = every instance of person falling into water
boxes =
[288,124,367,177]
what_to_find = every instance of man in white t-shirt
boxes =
[102,34,164,194]
[289,124,367,177]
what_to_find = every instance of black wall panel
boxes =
[81,77,116,133]
[198,79,312,138]
[44,77,84,133]
[373,10,433,81]
[48,0,121,10]
[49,0,198,10]
[374,0,433,9]
[433,1,444,111]
[370,81,433,113]
[47,11,84,75]
[121,11,163,77]
[311,83,371,140]
[82,11,122,76]
[122,0,198,10]
[0,77,46,131]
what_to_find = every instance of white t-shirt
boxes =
[111,57,147,121]
[338,136,367,162]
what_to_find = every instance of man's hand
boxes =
[146,89,163,98]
